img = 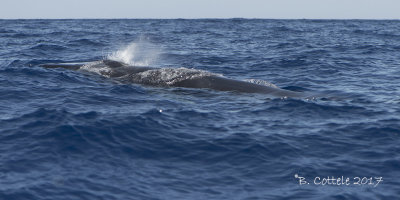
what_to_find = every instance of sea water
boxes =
[0,19,399,200]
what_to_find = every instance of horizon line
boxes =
[1,17,400,20]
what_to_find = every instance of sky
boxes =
[1,0,399,19]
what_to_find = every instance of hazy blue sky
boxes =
[1,0,399,19]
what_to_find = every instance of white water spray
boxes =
[107,38,161,66]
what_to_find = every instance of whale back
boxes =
[102,60,125,68]
[40,59,305,98]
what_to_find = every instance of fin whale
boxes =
[41,60,304,97]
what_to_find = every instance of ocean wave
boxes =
[68,39,103,47]
[29,44,68,51]
[0,28,16,33]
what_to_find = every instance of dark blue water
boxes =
[1,19,399,200]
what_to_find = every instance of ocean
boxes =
[0,19,399,200]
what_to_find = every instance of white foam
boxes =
[79,61,112,77]
[130,67,221,86]
[244,79,279,88]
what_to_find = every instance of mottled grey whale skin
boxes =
[41,60,304,97]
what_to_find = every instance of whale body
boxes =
[41,60,304,97]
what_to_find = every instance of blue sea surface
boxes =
[0,19,399,200]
